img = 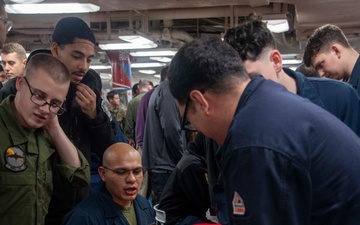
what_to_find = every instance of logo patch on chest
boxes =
[5,146,27,172]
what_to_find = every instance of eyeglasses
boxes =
[103,166,143,179]
[24,77,66,115]
[0,17,13,32]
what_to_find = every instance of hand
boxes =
[42,113,60,132]
[75,83,97,119]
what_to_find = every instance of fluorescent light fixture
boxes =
[282,59,303,65]
[262,14,289,33]
[98,30,158,50]
[131,62,166,68]
[99,42,157,50]
[6,3,100,14]
[150,57,172,63]
[154,74,161,78]
[10,0,43,3]
[119,35,155,45]
[90,65,112,70]
[130,50,177,57]
[139,70,156,74]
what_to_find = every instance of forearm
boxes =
[47,125,81,167]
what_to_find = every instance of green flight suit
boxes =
[0,96,90,225]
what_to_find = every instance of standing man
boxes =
[303,24,360,95]
[124,79,152,147]
[0,0,10,48]
[168,37,360,225]
[43,17,115,225]
[142,70,186,205]
[1,42,27,80]
[107,91,126,130]
[0,53,90,225]
[62,143,154,225]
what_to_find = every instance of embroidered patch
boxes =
[5,146,27,172]
[232,191,246,215]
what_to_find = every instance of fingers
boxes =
[75,83,97,119]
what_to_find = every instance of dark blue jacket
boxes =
[62,185,155,225]
[221,76,360,225]
[284,67,360,136]
[349,55,360,97]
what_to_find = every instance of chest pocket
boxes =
[0,170,53,216]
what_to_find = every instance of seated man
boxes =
[62,143,155,225]
[0,53,90,225]
[158,132,212,225]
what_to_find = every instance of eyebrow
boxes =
[72,50,94,59]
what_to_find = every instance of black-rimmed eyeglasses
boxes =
[103,166,143,179]
[24,77,66,115]
[0,17,13,32]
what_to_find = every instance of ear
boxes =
[22,59,27,68]
[15,76,23,92]
[331,44,341,58]
[50,42,59,56]
[270,50,282,73]
[98,166,106,182]
[189,90,209,115]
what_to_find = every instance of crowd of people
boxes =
[1,1,360,224]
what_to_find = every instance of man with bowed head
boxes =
[168,36,360,225]
[0,53,90,225]
[62,143,154,225]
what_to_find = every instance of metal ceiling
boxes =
[4,0,360,82]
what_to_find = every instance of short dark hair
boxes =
[106,91,119,101]
[168,37,248,104]
[132,83,139,95]
[224,14,276,61]
[52,17,96,46]
[303,24,350,67]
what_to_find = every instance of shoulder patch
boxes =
[232,191,246,215]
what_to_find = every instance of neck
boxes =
[278,70,297,94]
[346,49,360,78]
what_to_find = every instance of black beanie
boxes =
[52,17,96,45]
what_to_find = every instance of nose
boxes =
[39,104,51,113]
[317,69,325,78]
[78,59,89,71]
[125,171,137,182]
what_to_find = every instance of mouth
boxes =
[33,113,47,123]
[72,73,85,82]
[124,187,137,196]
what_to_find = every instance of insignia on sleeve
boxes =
[232,191,246,215]
[5,146,27,172]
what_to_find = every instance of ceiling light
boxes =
[150,57,172,63]
[90,65,112,70]
[6,3,100,14]
[131,62,166,68]
[99,42,157,50]
[154,74,161,78]
[98,30,158,50]
[262,14,289,33]
[130,50,177,57]
[10,0,43,3]
[282,59,303,65]
[139,70,156,74]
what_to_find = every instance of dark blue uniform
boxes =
[284,67,360,136]
[62,185,154,225]
[221,76,360,225]
[349,56,360,97]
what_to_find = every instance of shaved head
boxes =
[102,143,140,166]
